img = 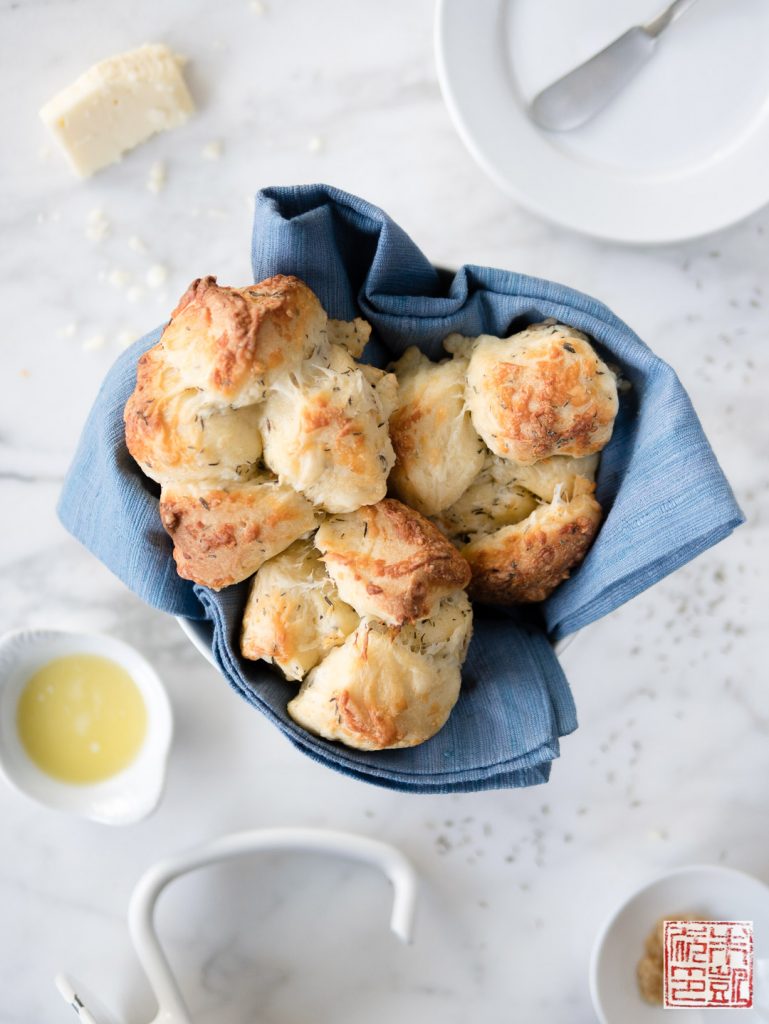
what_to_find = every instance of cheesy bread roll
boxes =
[460,478,602,604]
[447,322,618,464]
[259,344,397,513]
[388,347,485,515]
[159,477,317,590]
[241,539,359,681]
[315,499,471,626]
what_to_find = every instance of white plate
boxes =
[435,0,769,243]
[590,864,769,1023]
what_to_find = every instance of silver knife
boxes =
[529,0,701,132]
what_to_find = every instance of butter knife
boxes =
[529,0,701,132]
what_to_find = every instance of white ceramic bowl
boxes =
[590,864,769,1024]
[0,629,173,825]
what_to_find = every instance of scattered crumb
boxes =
[249,0,268,13]
[107,268,131,289]
[146,264,168,289]
[58,322,77,338]
[19,368,31,378]
[85,208,110,242]
[82,334,106,352]
[128,235,147,254]
[127,286,145,303]
[147,160,167,194]
[114,329,139,349]
[307,134,325,154]
[202,140,223,160]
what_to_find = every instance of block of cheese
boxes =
[40,44,195,177]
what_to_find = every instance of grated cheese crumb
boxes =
[202,140,223,160]
[147,160,166,194]
[82,334,106,352]
[85,207,110,242]
[146,264,168,289]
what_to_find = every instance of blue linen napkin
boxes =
[58,184,743,793]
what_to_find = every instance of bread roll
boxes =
[508,452,599,502]
[158,275,326,407]
[326,317,372,357]
[433,454,539,543]
[124,351,263,485]
[259,344,397,513]
[241,539,359,680]
[315,498,471,626]
[448,321,618,464]
[287,591,472,750]
[388,347,485,515]
[460,478,602,604]
[159,477,317,590]
[125,275,394,588]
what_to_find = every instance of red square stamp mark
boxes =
[663,920,753,1008]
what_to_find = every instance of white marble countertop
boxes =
[1,1,767,1022]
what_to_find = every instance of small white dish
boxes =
[590,864,769,1023]
[436,0,769,243]
[0,629,172,825]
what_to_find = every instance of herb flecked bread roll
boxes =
[388,321,618,605]
[241,499,474,751]
[288,592,473,750]
[447,322,618,464]
[388,347,485,515]
[315,499,471,625]
[125,274,395,589]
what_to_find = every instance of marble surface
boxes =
[1,1,768,1021]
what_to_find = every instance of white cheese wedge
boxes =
[40,44,195,178]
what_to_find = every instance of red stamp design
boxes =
[663,920,753,1008]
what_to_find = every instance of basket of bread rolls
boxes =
[124,274,619,753]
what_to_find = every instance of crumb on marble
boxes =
[202,140,223,160]
[147,160,166,194]
[82,334,106,352]
[146,264,168,289]
[85,207,110,242]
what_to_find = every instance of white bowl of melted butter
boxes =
[0,629,172,825]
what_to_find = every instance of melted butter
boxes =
[17,654,147,784]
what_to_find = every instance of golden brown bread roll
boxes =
[388,347,485,515]
[287,591,473,750]
[460,478,602,604]
[387,325,616,605]
[241,539,359,681]
[432,454,539,543]
[159,477,317,590]
[124,347,264,485]
[157,275,326,406]
[315,498,472,626]
[239,502,474,751]
[434,452,599,543]
[259,344,397,513]
[125,274,395,588]
[447,321,618,464]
